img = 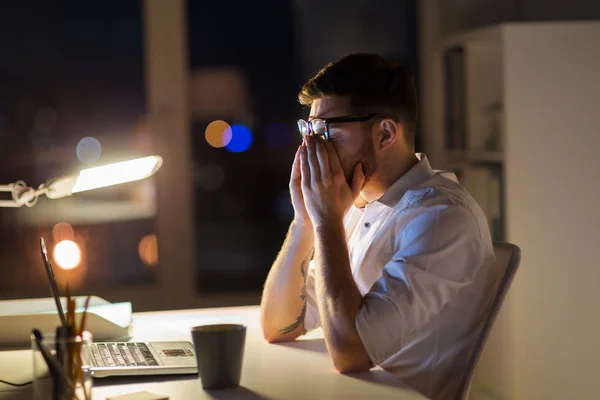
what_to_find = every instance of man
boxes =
[260,53,496,400]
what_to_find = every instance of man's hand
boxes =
[260,145,316,344]
[290,145,313,229]
[299,135,365,227]
[299,135,372,373]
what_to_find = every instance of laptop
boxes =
[85,340,197,377]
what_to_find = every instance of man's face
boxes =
[309,96,377,187]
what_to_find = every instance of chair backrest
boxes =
[455,241,522,400]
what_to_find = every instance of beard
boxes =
[345,138,377,187]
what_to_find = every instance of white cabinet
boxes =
[421,20,600,400]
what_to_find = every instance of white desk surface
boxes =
[0,306,424,400]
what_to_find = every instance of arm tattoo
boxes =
[279,248,314,335]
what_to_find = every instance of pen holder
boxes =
[32,331,93,400]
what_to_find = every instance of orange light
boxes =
[205,120,232,148]
[52,222,74,242]
[138,234,159,267]
[54,240,82,270]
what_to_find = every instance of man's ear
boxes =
[375,119,400,151]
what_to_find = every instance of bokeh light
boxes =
[133,130,154,153]
[205,120,232,148]
[54,240,82,270]
[133,117,154,153]
[225,124,253,153]
[52,222,75,242]
[195,163,225,191]
[76,136,102,164]
[138,234,159,267]
[34,107,58,135]
[266,121,292,148]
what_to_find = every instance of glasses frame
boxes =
[297,113,381,141]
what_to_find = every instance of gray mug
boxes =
[191,324,247,390]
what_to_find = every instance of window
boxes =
[0,0,417,310]
[0,1,155,300]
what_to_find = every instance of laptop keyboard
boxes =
[89,342,159,367]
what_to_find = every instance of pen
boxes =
[31,329,79,400]
[66,295,75,389]
[40,237,67,327]
[54,326,69,400]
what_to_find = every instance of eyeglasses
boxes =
[296,114,379,141]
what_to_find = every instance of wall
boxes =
[439,0,600,35]
[503,22,600,400]
[293,0,417,77]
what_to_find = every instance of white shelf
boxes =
[442,24,502,49]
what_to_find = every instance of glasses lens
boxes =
[310,119,328,141]
[297,120,309,137]
[311,119,326,136]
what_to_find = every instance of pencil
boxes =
[76,295,91,400]
[78,295,91,336]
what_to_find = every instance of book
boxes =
[0,296,132,347]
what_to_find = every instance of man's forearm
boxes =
[313,220,372,373]
[260,221,314,342]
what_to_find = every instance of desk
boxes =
[0,306,424,399]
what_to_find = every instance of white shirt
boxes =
[303,154,497,400]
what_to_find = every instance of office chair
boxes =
[455,241,522,400]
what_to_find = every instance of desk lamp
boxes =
[0,155,162,208]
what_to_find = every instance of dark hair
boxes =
[298,53,418,146]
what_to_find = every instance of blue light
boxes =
[225,124,253,153]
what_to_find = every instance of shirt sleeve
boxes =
[303,260,321,332]
[355,204,486,366]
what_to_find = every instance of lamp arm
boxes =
[0,181,48,208]
[0,155,162,208]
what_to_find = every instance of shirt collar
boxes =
[375,153,435,208]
